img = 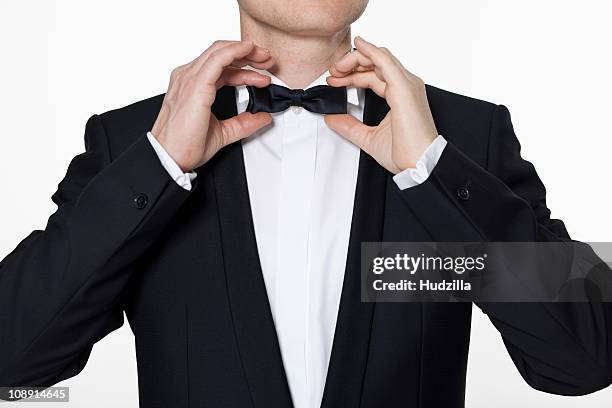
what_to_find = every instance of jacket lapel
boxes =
[211,86,294,408]
[320,90,390,408]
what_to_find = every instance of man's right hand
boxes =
[151,41,274,172]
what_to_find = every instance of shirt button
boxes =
[291,106,303,114]
[456,186,470,201]
[133,193,149,209]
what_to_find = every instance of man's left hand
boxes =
[325,36,439,174]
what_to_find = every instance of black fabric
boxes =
[246,84,348,114]
[0,85,611,407]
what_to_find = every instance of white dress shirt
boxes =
[146,71,446,408]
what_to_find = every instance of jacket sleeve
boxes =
[396,104,612,395]
[0,114,193,393]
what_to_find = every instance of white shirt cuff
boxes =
[393,135,447,190]
[147,132,197,191]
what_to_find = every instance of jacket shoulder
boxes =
[426,84,498,124]
[425,85,500,163]
[97,94,165,158]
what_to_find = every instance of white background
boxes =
[1,1,611,407]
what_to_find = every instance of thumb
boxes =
[324,114,373,151]
[219,112,272,145]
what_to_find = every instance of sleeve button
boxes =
[456,186,470,201]
[133,193,149,209]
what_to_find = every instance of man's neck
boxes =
[239,10,352,89]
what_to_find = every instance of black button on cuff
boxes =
[134,193,149,209]
[456,186,470,201]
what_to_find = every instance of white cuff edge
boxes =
[392,135,448,190]
[147,132,197,191]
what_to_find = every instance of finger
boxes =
[330,50,374,77]
[219,68,272,88]
[231,55,275,70]
[229,45,273,67]
[218,112,273,146]
[330,64,375,77]
[166,42,239,89]
[191,40,237,69]
[353,37,404,82]
[199,41,260,84]
[326,71,386,98]
[242,45,272,63]
[379,47,409,75]
[324,114,374,152]
[353,37,389,62]
[194,41,271,71]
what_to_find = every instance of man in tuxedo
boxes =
[1,0,611,407]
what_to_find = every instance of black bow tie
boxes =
[246,84,348,115]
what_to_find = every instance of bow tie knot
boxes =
[289,89,306,107]
[246,84,348,115]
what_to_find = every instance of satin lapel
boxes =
[320,90,389,408]
[211,87,294,408]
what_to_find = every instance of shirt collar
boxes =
[236,69,362,110]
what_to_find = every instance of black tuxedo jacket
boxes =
[1,86,611,407]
